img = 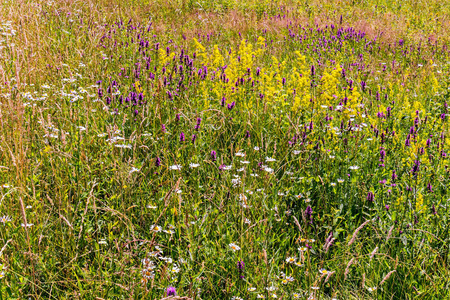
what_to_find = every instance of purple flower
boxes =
[161,124,166,133]
[237,260,245,271]
[412,160,420,177]
[191,134,197,143]
[166,286,176,297]
[392,170,397,181]
[304,205,313,224]
[367,192,375,202]
[211,150,217,162]
[176,114,180,122]
[180,132,185,142]
[227,101,235,110]
[155,157,161,167]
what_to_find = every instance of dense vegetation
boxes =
[0,0,449,299]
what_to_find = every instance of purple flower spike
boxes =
[211,150,217,162]
[166,286,176,297]
[180,132,185,142]
[237,260,245,271]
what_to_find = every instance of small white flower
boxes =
[254,146,260,151]
[286,257,296,264]
[263,167,274,173]
[229,243,241,251]
[349,165,359,170]
[248,287,256,292]
[129,167,140,174]
[265,157,276,162]
[235,151,246,157]
[169,165,182,170]
[150,224,162,232]
[293,150,301,155]
[189,163,200,168]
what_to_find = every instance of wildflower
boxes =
[142,268,155,280]
[349,166,359,170]
[337,178,344,183]
[170,265,180,273]
[367,287,377,292]
[237,260,245,271]
[298,247,307,252]
[263,167,274,173]
[286,257,296,264]
[229,243,241,251]
[150,225,162,232]
[257,294,265,298]
[166,286,177,297]
[21,223,34,228]
[155,157,161,167]
[179,132,185,142]
[265,157,276,162]
[189,163,200,168]
[248,287,256,292]
[169,165,182,170]
[293,293,301,299]
[295,261,303,267]
[254,146,260,151]
[211,150,217,162]
[0,216,11,223]
[231,297,243,300]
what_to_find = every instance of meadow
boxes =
[0,0,450,299]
